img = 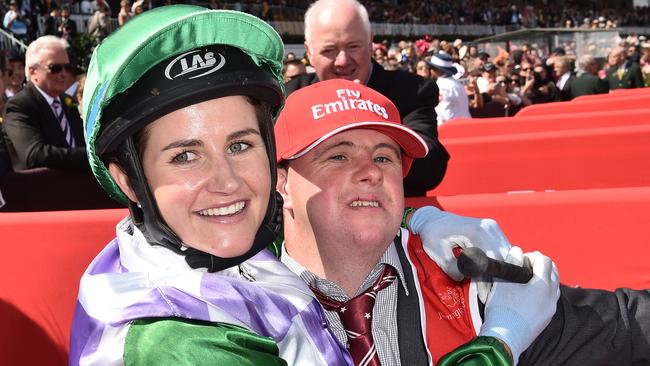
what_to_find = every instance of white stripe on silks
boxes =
[359,344,377,366]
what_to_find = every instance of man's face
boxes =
[29,46,72,97]
[374,48,385,62]
[553,61,567,76]
[608,50,624,67]
[415,60,430,79]
[519,62,532,78]
[279,129,405,258]
[283,62,306,83]
[305,6,372,82]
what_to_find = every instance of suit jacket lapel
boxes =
[27,83,70,145]
[367,60,386,91]
[27,83,57,122]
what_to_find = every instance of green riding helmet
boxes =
[83,5,285,271]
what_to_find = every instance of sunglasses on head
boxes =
[44,63,75,74]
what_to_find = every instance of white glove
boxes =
[478,246,560,364]
[409,206,512,281]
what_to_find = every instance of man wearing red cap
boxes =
[275,79,560,365]
[274,79,650,366]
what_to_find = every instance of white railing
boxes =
[0,27,27,51]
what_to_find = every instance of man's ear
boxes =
[304,41,313,63]
[276,167,293,211]
[27,65,37,82]
[108,162,138,203]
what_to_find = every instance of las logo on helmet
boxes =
[164,49,226,80]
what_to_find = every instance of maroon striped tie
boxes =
[311,265,397,366]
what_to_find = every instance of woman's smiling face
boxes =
[138,95,271,257]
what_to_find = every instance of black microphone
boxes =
[457,247,533,283]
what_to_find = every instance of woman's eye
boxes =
[229,142,251,154]
[374,156,390,163]
[171,151,197,164]
[329,154,346,161]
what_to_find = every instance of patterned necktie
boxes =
[52,99,75,147]
[311,265,397,366]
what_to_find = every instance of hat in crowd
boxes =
[482,62,496,72]
[477,49,490,59]
[275,79,428,176]
[426,51,465,79]
[131,0,144,12]
[552,46,566,56]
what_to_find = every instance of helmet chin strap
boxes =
[117,136,279,272]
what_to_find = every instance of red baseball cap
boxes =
[275,79,428,176]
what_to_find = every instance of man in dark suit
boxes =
[284,0,449,197]
[2,35,87,172]
[56,7,77,42]
[570,54,609,99]
[553,56,574,101]
[605,47,644,90]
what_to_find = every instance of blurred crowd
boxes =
[104,0,650,28]
[361,0,649,28]
[283,34,650,120]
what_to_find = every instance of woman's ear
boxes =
[276,167,292,211]
[108,162,138,203]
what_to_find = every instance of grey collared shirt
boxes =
[281,239,408,366]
